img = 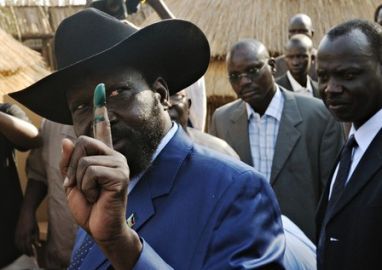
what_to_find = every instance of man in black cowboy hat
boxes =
[10,8,285,269]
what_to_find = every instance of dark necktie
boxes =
[318,135,358,263]
[327,135,357,210]
[67,234,94,270]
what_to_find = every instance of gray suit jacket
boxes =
[276,74,320,98]
[210,88,344,241]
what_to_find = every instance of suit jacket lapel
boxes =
[81,127,193,269]
[270,89,302,185]
[316,153,341,235]
[228,100,253,165]
[283,75,293,92]
[327,128,382,222]
[276,74,293,92]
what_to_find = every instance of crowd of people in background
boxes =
[1,1,382,269]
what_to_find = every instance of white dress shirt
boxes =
[328,108,382,199]
[246,87,284,181]
[286,71,314,97]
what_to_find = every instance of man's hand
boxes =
[60,136,142,269]
[61,136,130,241]
[15,211,40,256]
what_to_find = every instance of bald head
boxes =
[288,13,314,39]
[286,34,313,52]
[227,39,270,64]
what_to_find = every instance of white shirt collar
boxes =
[286,71,313,94]
[348,108,382,153]
[246,86,284,121]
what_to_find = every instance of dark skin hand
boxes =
[61,136,142,269]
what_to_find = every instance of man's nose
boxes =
[238,75,252,86]
[325,77,343,94]
[292,57,300,66]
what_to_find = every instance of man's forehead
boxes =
[231,43,268,63]
[318,29,372,58]
[286,45,309,55]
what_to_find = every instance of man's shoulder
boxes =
[187,128,239,159]
[187,141,263,183]
[282,90,337,126]
[284,89,325,110]
[214,99,244,116]
[275,54,286,62]
[275,74,289,86]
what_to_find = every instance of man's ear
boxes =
[152,77,170,110]
[268,57,276,74]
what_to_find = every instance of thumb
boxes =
[60,138,75,187]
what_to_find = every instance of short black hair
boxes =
[326,19,382,62]
[374,4,382,22]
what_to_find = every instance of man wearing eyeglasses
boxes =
[210,39,344,243]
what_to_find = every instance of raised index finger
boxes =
[93,83,113,148]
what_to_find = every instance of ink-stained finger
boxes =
[93,83,113,148]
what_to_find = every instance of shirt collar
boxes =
[286,71,313,93]
[349,108,382,152]
[151,121,178,161]
[246,85,284,121]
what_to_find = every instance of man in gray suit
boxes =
[210,39,344,242]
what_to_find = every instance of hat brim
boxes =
[9,19,210,125]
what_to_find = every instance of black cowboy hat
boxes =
[9,8,210,124]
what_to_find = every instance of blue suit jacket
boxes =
[72,128,285,269]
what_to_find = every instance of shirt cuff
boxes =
[133,238,173,270]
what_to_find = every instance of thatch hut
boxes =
[0,26,49,100]
[0,5,84,67]
[141,0,381,126]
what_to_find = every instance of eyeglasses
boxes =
[228,63,267,84]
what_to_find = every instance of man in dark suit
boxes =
[316,20,382,270]
[210,39,344,242]
[10,8,286,269]
[276,34,320,98]
[274,13,317,80]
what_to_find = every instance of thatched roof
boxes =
[143,0,381,58]
[0,5,83,39]
[141,0,382,99]
[0,26,49,98]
